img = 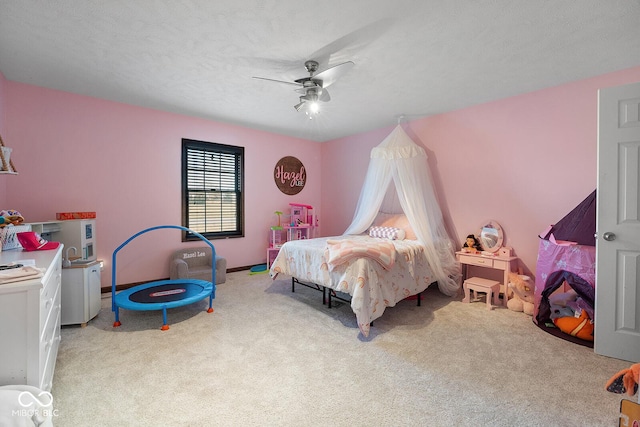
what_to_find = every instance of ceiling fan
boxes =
[253,60,354,117]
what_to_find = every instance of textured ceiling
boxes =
[1,1,639,142]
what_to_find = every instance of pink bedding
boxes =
[324,238,396,271]
[269,235,439,337]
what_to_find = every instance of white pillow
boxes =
[373,213,417,240]
[369,226,406,240]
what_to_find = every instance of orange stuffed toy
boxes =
[552,309,594,341]
[606,363,640,397]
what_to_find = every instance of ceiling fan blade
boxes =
[313,61,354,88]
[252,76,302,88]
[293,76,317,85]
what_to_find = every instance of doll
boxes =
[462,234,482,253]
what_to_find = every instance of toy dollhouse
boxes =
[267,203,315,267]
[285,203,314,241]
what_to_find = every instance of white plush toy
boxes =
[506,272,534,316]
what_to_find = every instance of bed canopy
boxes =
[344,125,460,295]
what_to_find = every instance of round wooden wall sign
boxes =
[274,156,306,195]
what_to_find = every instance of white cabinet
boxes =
[61,261,101,326]
[0,246,63,391]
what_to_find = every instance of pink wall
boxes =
[0,70,7,205]
[0,71,5,133]
[322,66,640,279]
[5,65,640,289]
[5,83,322,287]
[320,127,392,233]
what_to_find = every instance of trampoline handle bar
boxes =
[111,225,217,312]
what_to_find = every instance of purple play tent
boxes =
[533,190,596,346]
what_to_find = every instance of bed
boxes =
[269,234,442,337]
[269,126,461,336]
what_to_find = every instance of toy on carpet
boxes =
[606,363,640,398]
[607,363,640,424]
[506,272,534,315]
[249,264,268,275]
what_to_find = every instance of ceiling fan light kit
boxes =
[253,59,354,119]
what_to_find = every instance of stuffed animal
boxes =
[606,363,640,397]
[566,298,594,320]
[546,285,595,341]
[0,209,24,227]
[549,305,575,319]
[553,309,594,341]
[549,287,596,321]
[507,272,534,315]
[548,287,577,307]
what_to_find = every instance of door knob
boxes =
[603,232,616,241]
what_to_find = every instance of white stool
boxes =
[462,277,501,310]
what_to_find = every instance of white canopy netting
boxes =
[343,125,460,295]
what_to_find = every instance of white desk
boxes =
[456,251,518,307]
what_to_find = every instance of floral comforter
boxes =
[269,235,438,337]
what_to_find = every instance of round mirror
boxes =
[478,220,503,253]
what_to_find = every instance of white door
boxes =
[595,81,640,362]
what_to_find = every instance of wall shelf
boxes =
[0,133,17,174]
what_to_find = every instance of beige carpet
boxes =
[51,271,632,426]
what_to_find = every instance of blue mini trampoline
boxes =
[112,225,217,331]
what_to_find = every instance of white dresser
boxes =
[0,246,63,391]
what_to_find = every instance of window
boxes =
[182,139,244,241]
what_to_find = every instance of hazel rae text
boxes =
[275,165,306,187]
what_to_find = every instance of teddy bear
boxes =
[507,272,534,315]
